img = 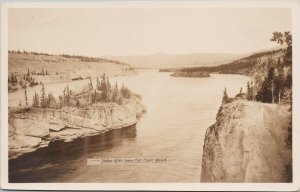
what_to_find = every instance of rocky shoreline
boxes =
[201,97,292,182]
[9,94,146,160]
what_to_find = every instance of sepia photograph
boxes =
[1,1,299,191]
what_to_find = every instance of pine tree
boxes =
[59,95,64,108]
[106,76,111,101]
[222,88,228,103]
[276,58,282,67]
[63,88,67,106]
[250,81,255,101]
[24,87,28,107]
[96,77,100,90]
[52,93,56,107]
[40,84,47,108]
[32,95,35,107]
[91,89,96,103]
[76,100,80,108]
[101,74,106,90]
[100,74,107,101]
[285,74,292,89]
[112,82,120,102]
[274,70,284,104]
[66,86,70,105]
[256,67,275,103]
[46,92,56,108]
[120,83,126,99]
[106,76,111,90]
[32,91,39,108]
[246,81,255,101]
[89,78,93,90]
[14,76,18,83]
[246,81,251,100]
[10,73,15,84]
[47,93,51,108]
[121,85,131,99]
[114,82,118,91]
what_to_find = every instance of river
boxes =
[9,70,249,182]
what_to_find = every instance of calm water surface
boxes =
[9,71,249,182]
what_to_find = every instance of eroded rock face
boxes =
[9,96,146,159]
[201,99,292,182]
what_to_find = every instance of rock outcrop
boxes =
[9,95,146,160]
[201,98,292,182]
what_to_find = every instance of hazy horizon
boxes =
[9,8,291,57]
[8,46,284,58]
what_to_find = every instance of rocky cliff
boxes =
[201,98,292,182]
[9,95,146,160]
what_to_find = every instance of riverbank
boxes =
[9,94,146,160]
[201,97,292,182]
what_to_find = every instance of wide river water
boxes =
[9,70,249,182]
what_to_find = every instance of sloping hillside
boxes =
[9,51,136,85]
[180,48,286,75]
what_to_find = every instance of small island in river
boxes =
[170,71,210,78]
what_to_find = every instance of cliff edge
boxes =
[201,98,292,182]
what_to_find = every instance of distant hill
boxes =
[105,53,244,69]
[179,48,286,76]
[8,51,136,84]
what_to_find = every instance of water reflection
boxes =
[9,125,137,183]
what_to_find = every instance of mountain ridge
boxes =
[104,45,286,69]
[105,53,244,69]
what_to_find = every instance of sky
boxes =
[8,8,291,57]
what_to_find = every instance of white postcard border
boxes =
[1,1,300,191]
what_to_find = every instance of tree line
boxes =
[26,67,49,76]
[9,50,129,66]
[20,73,132,110]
